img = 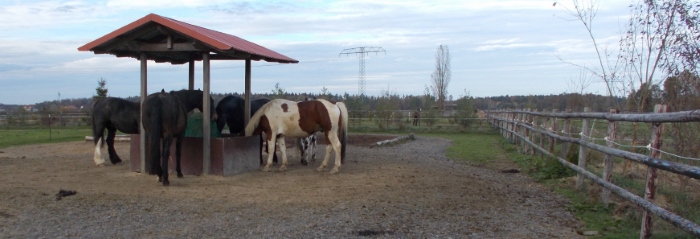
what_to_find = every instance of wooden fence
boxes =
[487,105,700,238]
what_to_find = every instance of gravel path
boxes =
[0,135,582,238]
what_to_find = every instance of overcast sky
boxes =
[0,0,632,105]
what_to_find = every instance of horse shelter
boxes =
[78,13,298,176]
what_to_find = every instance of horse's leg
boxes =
[317,144,333,172]
[160,136,173,186]
[106,128,122,164]
[327,133,343,174]
[310,134,317,162]
[263,134,277,172]
[93,126,106,166]
[175,135,184,178]
[297,138,308,166]
[93,137,106,166]
[277,137,288,171]
[259,135,264,165]
[317,134,334,172]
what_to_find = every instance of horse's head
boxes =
[171,90,218,121]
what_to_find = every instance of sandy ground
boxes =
[0,134,582,238]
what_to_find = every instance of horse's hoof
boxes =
[316,167,324,172]
[279,165,287,171]
[330,168,339,174]
[177,173,184,178]
[162,180,170,186]
[301,160,308,166]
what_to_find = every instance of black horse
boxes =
[142,89,217,186]
[91,97,140,166]
[215,95,270,135]
[215,95,285,165]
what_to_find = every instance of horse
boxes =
[142,89,217,186]
[244,98,348,174]
[296,96,318,165]
[214,96,282,164]
[91,97,140,166]
[412,108,421,126]
[296,132,317,165]
[215,95,270,135]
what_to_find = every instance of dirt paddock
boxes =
[0,134,582,238]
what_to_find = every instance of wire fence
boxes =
[0,111,91,129]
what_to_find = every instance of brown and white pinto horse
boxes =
[245,98,348,174]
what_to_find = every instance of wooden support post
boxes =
[560,109,572,159]
[139,53,147,174]
[602,108,619,207]
[549,109,558,154]
[641,104,667,239]
[188,58,195,90]
[244,59,252,127]
[202,52,211,175]
[577,107,591,191]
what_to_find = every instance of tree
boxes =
[93,78,108,102]
[271,82,287,99]
[430,45,451,111]
[556,0,622,109]
[619,0,700,113]
[453,89,476,128]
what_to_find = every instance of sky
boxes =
[0,0,633,105]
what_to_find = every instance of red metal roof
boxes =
[78,13,298,64]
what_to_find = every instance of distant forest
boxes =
[0,92,630,114]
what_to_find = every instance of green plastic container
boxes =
[184,112,221,137]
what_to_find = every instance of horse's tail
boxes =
[147,99,163,175]
[91,99,102,146]
[244,100,271,136]
[336,102,349,162]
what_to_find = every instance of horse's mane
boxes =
[244,99,275,136]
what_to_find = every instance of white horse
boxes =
[245,98,348,174]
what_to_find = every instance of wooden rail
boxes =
[487,105,700,238]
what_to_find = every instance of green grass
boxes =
[420,129,695,238]
[420,130,504,165]
[0,126,91,149]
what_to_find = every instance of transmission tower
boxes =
[339,47,386,95]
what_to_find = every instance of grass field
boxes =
[0,126,92,149]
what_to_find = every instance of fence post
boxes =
[539,110,548,157]
[514,111,520,150]
[530,109,537,156]
[560,109,572,159]
[640,104,667,239]
[509,111,516,143]
[577,107,591,191]
[524,109,531,154]
[549,109,558,154]
[602,108,618,207]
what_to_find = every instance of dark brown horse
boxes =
[91,97,140,166]
[142,89,216,186]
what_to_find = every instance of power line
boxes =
[339,47,386,96]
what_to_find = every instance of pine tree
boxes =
[94,78,108,101]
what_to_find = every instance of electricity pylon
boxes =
[339,47,385,96]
